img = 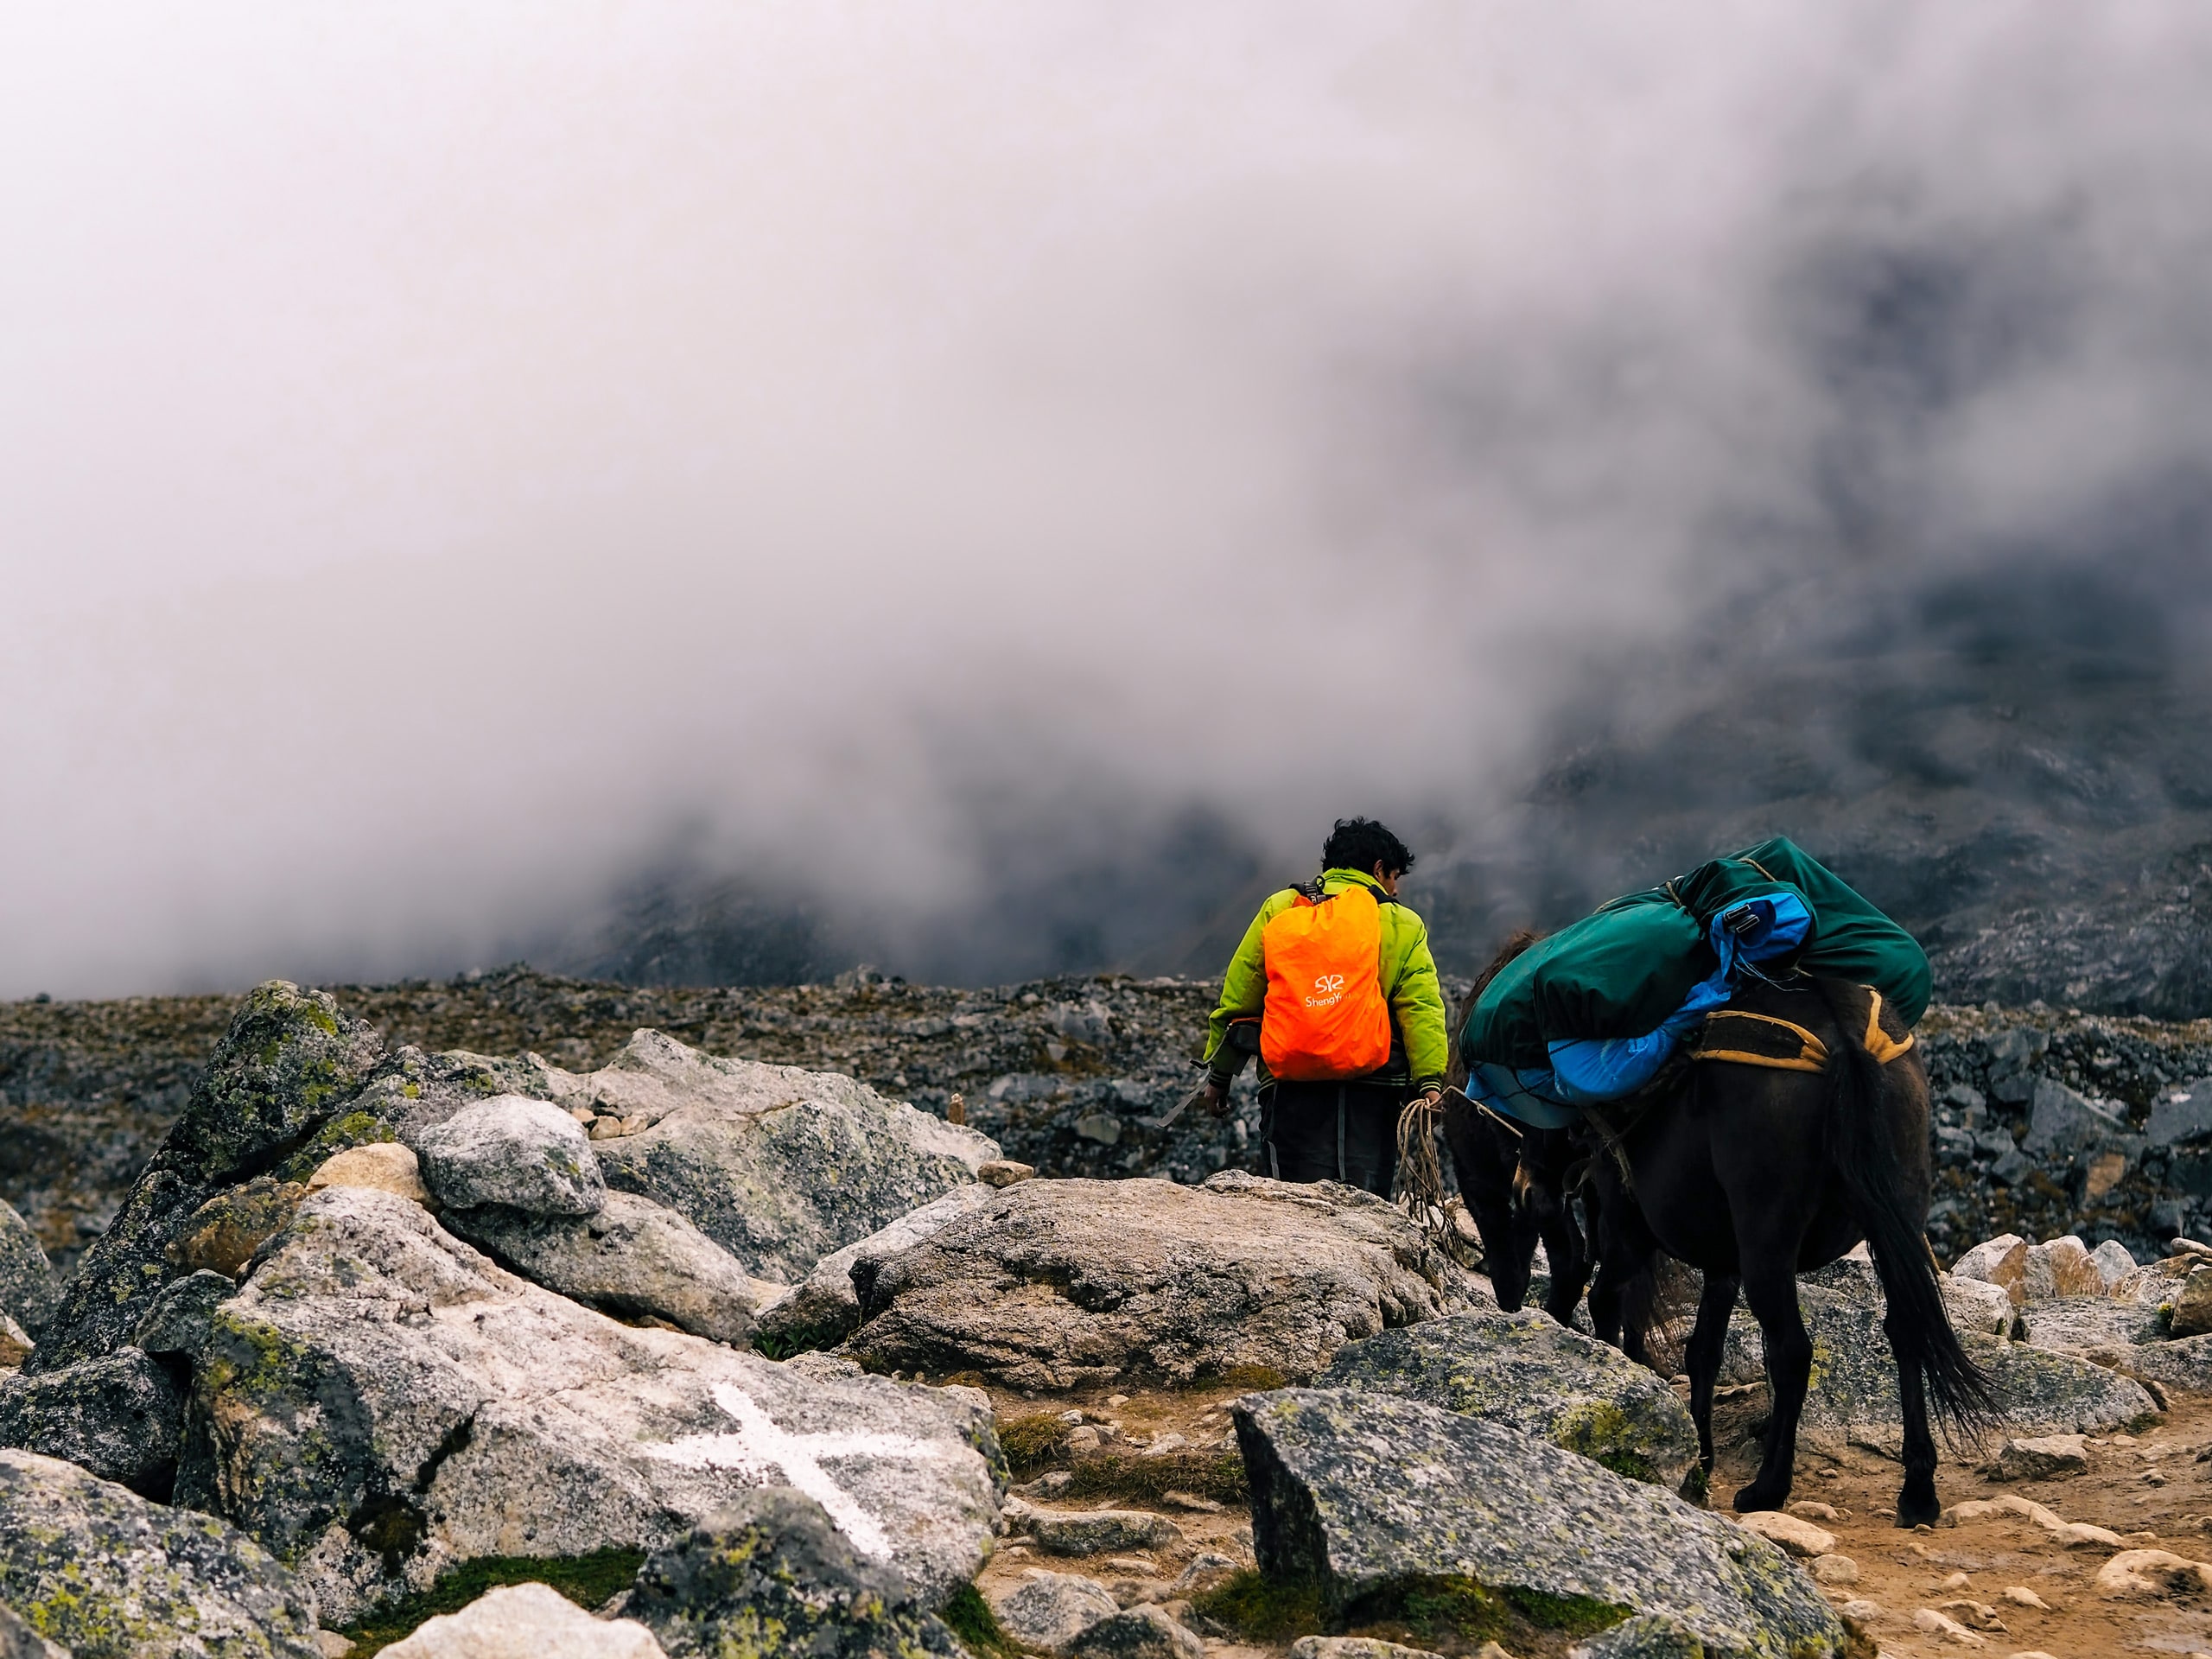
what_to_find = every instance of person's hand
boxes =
[1202,1079,1232,1118]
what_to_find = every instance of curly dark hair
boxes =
[1321,817,1414,877]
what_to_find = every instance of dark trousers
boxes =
[1261,1080,1402,1198]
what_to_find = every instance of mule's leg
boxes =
[1683,1270,1740,1477]
[1538,1182,1592,1327]
[1733,1259,1813,1513]
[1620,1254,1658,1370]
[1584,1181,1630,1347]
[1887,1306,1942,1525]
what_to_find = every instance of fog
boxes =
[5,5,2211,996]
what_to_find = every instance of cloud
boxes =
[3,4,2209,994]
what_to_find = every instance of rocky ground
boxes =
[10,967,2212,1280]
[17,976,2212,1656]
[0,968,1249,1275]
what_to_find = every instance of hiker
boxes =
[1194,817,1448,1197]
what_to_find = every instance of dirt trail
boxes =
[964,1377,2212,1659]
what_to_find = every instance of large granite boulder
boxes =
[0,1204,59,1340]
[1318,1309,1698,1489]
[840,1173,1471,1389]
[1232,1389,1841,1659]
[175,1186,1001,1625]
[753,1185,1002,1354]
[408,1096,605,1217]
[0,1448,321,1659]
[563,1031,998,1284]
[627,1489,963,1659]
[29,984,389,1372]
[0,1348,184,1499]
[441,1192,760,1345]
[1716,1283,2156,1451]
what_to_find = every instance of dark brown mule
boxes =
[1583,975,1997,1523]
[1440,933,1593,1324]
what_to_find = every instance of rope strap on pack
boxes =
[1693,988,1916,1074]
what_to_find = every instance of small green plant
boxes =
[1196,1570,1625,1654]
[337,1549,645,1656]
[1190,1569,1327,1642]
[940,1583,1022,1659]
[1054,1450,1248,1507]
[1594,1450,1657,1483]
[1212,1363,1289,1391]
[995,1413,1071,1469]
[1354,1575,1625,1649]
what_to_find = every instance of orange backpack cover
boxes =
[1260,882,1393,1081]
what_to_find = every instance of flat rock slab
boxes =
[1233,1389,1842,1659]
[442,1191,759,1345]
[179,1186,1002,1625]
[1319,1308,1697,1490]
[1014,1507,1184,1556]
[1717,1284,2155,1452]
[382,1583,664,1658]
[842,1172,1470,1389]
[0,1448,321,1659]
[563,1031,998,1283]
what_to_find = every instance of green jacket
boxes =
[1202,868,1449,1093]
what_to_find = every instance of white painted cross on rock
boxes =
[639,1382,956,1561]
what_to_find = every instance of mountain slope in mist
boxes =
[1423,553,2212,1017]
[567,547,2212,1020]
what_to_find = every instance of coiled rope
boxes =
[1394,1093,1448,1236]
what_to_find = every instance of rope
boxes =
[1395,1095,1448,1237]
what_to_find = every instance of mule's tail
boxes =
[1815,979,2000,1443]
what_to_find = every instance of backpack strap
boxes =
[1298,876,1401,906]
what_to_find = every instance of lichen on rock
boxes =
[175,1185,1001,1625]
[0,1447,321,1659]
[29,983,386,1374]
[1319,1309,1697,1489]
[1232,1388,1843,1659]
[626,1489,961,1659]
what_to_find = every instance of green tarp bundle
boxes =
[1463,836,1931,1073]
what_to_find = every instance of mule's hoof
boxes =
[1732,1484,1789,1514]
[1894,1492,1942,1529]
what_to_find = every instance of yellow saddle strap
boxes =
[1694,988,1916,1073]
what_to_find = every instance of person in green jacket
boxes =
[1195,817,1449,1197]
